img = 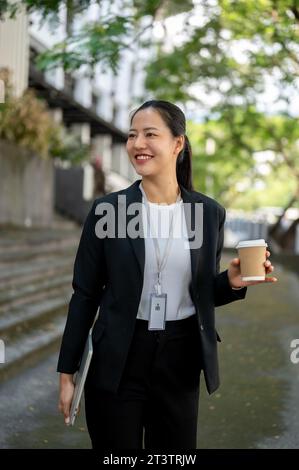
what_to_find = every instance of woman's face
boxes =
[126,108,183,178]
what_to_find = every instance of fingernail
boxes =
[65,417,70,425]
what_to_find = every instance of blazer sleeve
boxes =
[57,199,107,374]
[214,206,247,307]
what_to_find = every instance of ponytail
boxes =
[176,135,193,192]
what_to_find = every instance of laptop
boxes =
[69,329,93,426]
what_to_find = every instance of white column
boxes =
[91,134,112,171]
[111,143,122,174]
[48,108,63,124]
[119,144,130,180]
[82,163,94,201]
[111,143,134,180]
[70,123,91,145]
[0,79,4,103]
[0,4,29,97]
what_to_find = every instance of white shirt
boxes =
[136,191,196,321]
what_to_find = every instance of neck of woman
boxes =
[140,175,181,205]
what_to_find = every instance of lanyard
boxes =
[139,182,182,294]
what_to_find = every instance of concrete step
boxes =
[0,223,79,385]
[0,314,66,383]
[0,273,72,310]
[0,230,79,246]
[0,242,78,262]
[0,265,72,298]
[0,232,78,253]
[0,255,74,283]
[0,292,70,342]
[0,224,79,241]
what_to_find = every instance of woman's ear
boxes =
[174,135,185,156]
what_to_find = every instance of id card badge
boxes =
[148,293,167,330]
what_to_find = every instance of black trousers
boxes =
[84,314,203,450]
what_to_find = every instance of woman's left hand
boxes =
[227,250,278,288]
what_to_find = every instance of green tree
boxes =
[2,0,299,248]
[188,104,299,249]
[141,0,299,249]
[0,1,194,74]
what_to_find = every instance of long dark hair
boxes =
[129,100,193,191]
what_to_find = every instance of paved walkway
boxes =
[0,352,89,449]
[0,255,298,449]
[197,254,299,449]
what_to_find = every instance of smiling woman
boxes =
[57,100,275,451]
[126,101,192,204]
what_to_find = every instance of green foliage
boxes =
[0,0,91,20]
[231,164,297,211]
[0,87,60,158]
[133,0,193,19]
[1,0,298,212]
[36,14,135,74]
[49,128,90,164]
[1,1,195,74]
[0,83,89,163]
[188,105,299,210]
[147,0,299,110]
[0,1,19,19]
[139,0,299,211]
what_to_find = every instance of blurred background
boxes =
[0,0,298,449]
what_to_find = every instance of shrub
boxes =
[0,73,90,163]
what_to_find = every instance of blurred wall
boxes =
[0,139,54,226]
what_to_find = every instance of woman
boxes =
[57,100,277,449]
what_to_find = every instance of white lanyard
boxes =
[139,182,182,294]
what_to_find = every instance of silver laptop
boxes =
[69,329,93,426]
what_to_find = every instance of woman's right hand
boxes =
[58,373,75,425]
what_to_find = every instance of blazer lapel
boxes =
[180,185,205,296]
[123,180,145,277]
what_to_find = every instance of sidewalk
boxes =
[197,254,299,449]
[0,255,298,449]
[0,352,90,449]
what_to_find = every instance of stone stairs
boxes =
[0,222,81,382]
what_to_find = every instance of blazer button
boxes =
[200,324,204,331]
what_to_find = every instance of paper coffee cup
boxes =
[236,239,268,281]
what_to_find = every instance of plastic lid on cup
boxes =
[236,239,268,249]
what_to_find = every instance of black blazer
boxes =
[57,179,247,394]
